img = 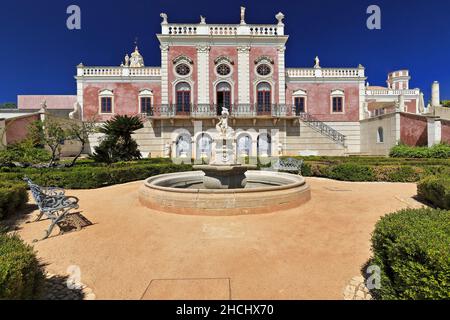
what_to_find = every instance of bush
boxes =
[0,162,193,190]
[417,176,450,209]
[390,143,450,159]
[0,181,28,220]
[0,140,51,166]
[0,233,45,299]
[371,208,450,300]
[328,163,376,182]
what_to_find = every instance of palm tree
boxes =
[93,115,144,163]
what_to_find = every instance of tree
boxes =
[0,102,17,109]
[65,118,97,167]
[92,115,144,163]
[442,100,450,108]
[28,118,70,167]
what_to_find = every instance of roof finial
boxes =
[240,6,246,25]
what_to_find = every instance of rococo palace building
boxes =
[13,7,450,159]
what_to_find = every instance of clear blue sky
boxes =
[0,0,449,103]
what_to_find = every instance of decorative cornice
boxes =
[237,46,251,53]
[160,44,170,52]
[172,55,194,65]
[254,55,274,65]
[277,46,286,53]
[196,45,211,53]
[214,55,234,65]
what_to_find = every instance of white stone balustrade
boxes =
[77,66,161,78]
[365,89,420,96]
[287,68,365,78]
[162,23,284,36]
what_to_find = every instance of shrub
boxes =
[328,163,376,182]
[417,176,450,209]
[390,143,450,159]
[0,140,51,166]
[0,181,28,220]
[0,232,45,299]
[92,115,144,163]
[371,208,450,300]
[0,162,192,190]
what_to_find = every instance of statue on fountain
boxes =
[216,107,231,138]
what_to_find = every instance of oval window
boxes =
[176,64,191,76]
[217,64,231,76]
[256,64,271,76]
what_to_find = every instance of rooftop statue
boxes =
[200,15,206,24]
[240,7,246,25]
[314,56,321,68]
[160,13,168,24]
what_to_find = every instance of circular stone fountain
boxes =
[138,108,311,216]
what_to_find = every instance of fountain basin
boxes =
[139,170,311,216]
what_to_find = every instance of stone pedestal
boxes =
[213,138,235,165]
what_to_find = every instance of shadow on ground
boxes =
[41,274,85,300]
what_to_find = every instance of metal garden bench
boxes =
[23,177,80,241]
[272,158,304,174]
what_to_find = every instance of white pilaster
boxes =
[197,45,210,105]
[277,46,286,105]
[237,46,251,104]
[160,44,169,105]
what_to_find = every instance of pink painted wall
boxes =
[83,82,161,121]
[167,46,197,105]
[18,95,76,110]
[249,47,279,105]
[400,113,428,146]
[5,114,39,144]
[441,120,450,144]
[286,82,360,121]
[208,46,239,105]
[405,99,417,114]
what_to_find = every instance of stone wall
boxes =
[400,113,428,146]
[442,119,450,144]
[360,113,399,156]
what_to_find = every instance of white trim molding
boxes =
[98,89,114,114]
[330,89,345,114]
[292,89,308,113]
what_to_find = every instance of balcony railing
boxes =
[286,67,365,78]
[162,23,284,36]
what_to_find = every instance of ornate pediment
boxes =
[172,55,194,65]
[214,55,234,65]
[254,55,274,65]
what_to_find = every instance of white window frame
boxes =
[139,89,154,114]
[98,89,114,114]
[330,89,345,114]
[292,89,308,114]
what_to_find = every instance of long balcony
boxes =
[144,104,298,118]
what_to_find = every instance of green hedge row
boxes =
[417,176,450,209]
[390,143,450,159]
[0,181,28,221]
[0,162,193,189]
[371,208,450,300]
[300,162,434,183]
[0,232,45,299]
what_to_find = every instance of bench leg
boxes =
[33,209,70,242]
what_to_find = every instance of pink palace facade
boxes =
[15,8,449,158]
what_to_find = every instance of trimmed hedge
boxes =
[301,162,427,183]
[0,162,193,189]
[371,208,450,300]
[0,181,28,220]
[417,176,450,209]
[390,143,450,159]
[0,233,45,299]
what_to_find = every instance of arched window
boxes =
[196,133,212,159]
[237,134,252,157]
[216,82,231,115]
[176,134,191,158]
[257,82,271,115]
[377,127,384,143]
[175,82,191,115]
[257,133,271,157]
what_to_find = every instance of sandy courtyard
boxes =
[13,178,423,300]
